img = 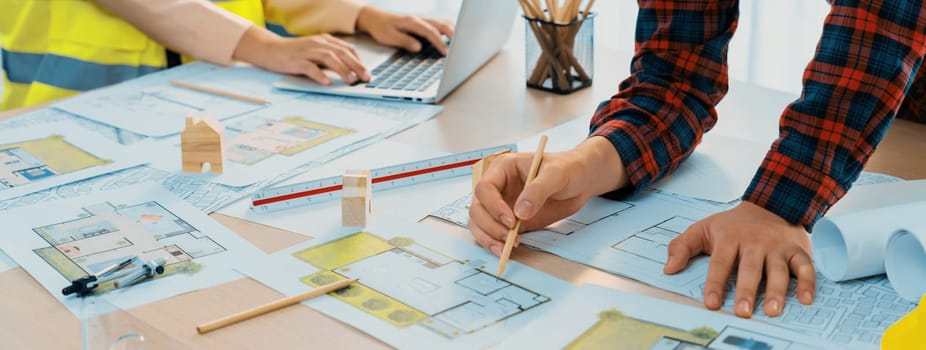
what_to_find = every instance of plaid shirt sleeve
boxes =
[589,0,738,196]
[743,1,926,227]
[591,0,926,228]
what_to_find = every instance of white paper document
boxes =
[813,201,926,283]
[496,284,833,349]
[0,184,265,316]
[885,224,926,302]
[55,63,305,137]
[237,220,572,350]
[0,121,143,201]
[812,180,926,303]
[811,179,926,304]
[148,96,400,187]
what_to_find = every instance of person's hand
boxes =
[469,137,628,256]
[664,201,815,318]
[355,6,454,56]
[233,26,370,86]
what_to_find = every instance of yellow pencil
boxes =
[196,278,357,334]
[170,80,270,105]
[496,135,548,278]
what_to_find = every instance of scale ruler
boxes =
[250,144,516,213]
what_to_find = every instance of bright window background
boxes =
[594,0,831,95]
[367,0,831,95]
[0,1,830,102]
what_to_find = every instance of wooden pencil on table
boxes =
[496,135,548,278]
[170,80,270,105]
[196,278,358,334]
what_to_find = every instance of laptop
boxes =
[272,0,519,104]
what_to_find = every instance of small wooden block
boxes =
[342,169,371,227]
[181,113,224,174]
[472,149,511,191]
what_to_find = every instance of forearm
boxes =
[744,0,926,228]
[589,0,738,193]
[575,136,629,197]
[93,0,252,65]
[232,26,282,65]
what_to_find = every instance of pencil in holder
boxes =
[524,13,595,94]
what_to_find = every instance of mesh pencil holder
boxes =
[524,13,595,94]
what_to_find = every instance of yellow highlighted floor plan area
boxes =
[293,232,551,339]
[0,135,109,190]
[566,308,717,350]
[225,116,354,165]
[566,307,800,350]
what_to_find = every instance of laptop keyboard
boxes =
[366,42,445,92]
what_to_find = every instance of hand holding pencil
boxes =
[468,136,629,274]
[496,136,547,277]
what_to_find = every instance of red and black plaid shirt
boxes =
[591,0,926,228]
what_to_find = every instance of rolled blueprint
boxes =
[886,226,926,303]
[812,201,926,282]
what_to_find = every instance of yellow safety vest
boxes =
[0,0,264,111]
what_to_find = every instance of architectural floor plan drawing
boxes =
[297,232,550,337]
[55,63,305,137]
[519,189,910,349]
[0,136,104,189]
[149,96,400,187]
[428,192,473,228]
[0,122,141,202]
[0,184,265,316]
[225,116,354,166]
[429,194,635,234]
[33,200,223,293]
[497,284,831,350]
[0,94,443,214]
[238,221,571,350]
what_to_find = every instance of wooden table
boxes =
[2,30,925,350]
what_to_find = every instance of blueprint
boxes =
[55,63,305,137]
[0,184,266,316]
[514,189,912,349]
[237,220,571,350]
[429,192,473,228]
[0,108,148,145]
[497,284,832,349]
[0,91,442,214]
[0,121,144,201]
[0,165,263,214]
[425,169,909,348]
[148,96,401,187]
[430,171,901,230]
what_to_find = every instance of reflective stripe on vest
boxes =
[0,0,264,111]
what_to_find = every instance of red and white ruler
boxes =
[250,144,516,213]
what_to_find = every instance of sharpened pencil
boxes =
[496,135,548,278]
